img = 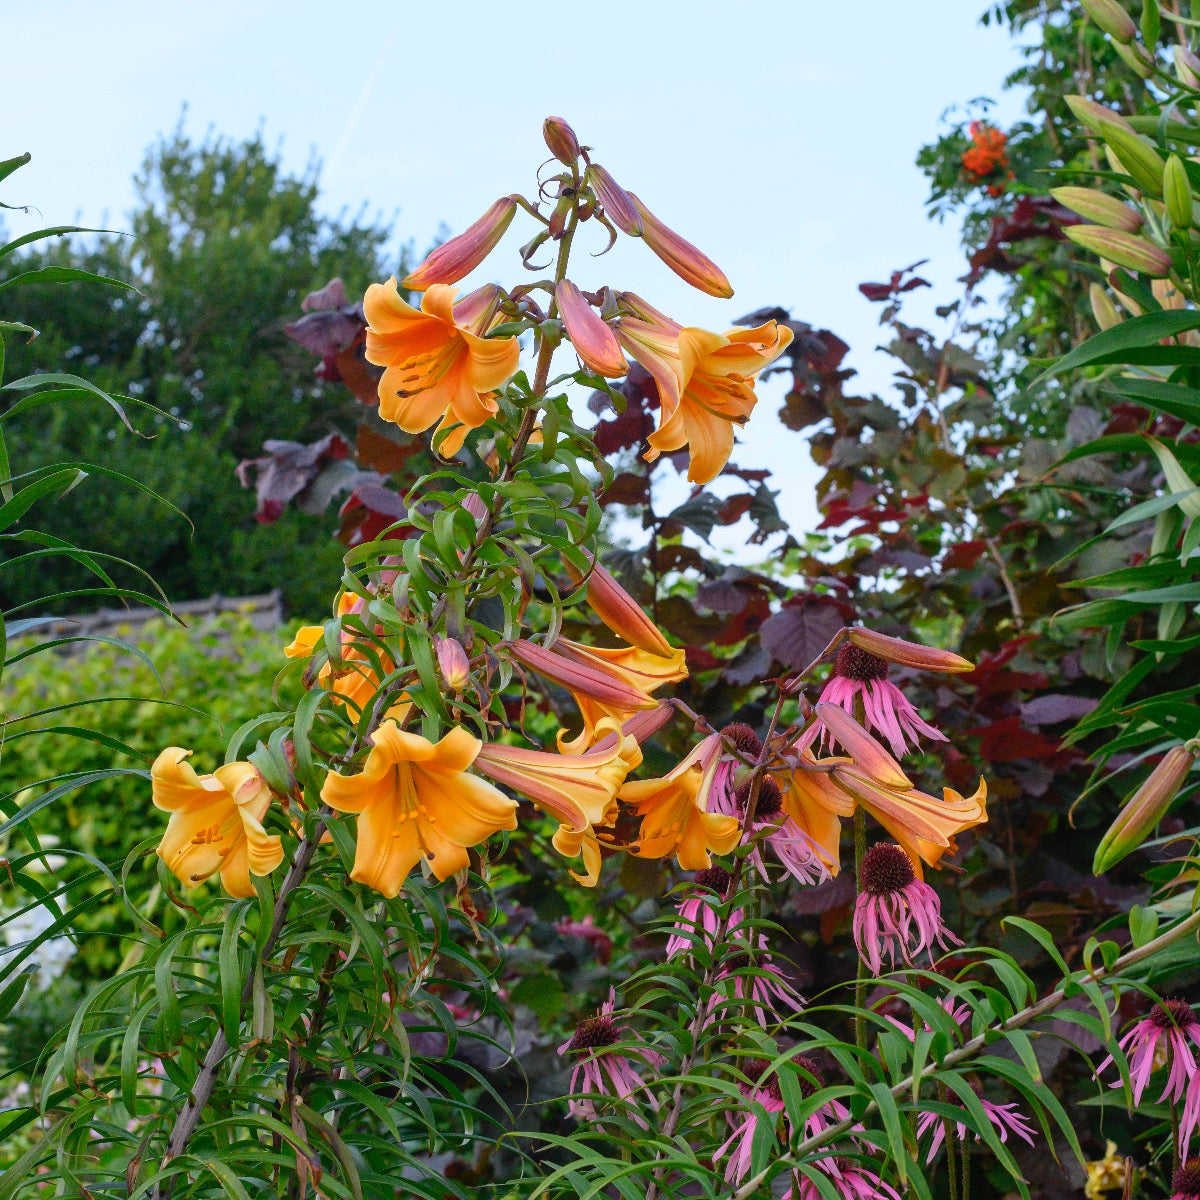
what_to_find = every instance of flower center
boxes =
[694,865,732,895]
[737,1057,783,1103]
[721,722,763,757]
[860,843,916,895]
[568,1015,618,1050]
[1173,1160,1200,1196]
[793,1055,824,1098]
[834,643,888,682]
[1151,998,1197,1030]
[735,776,783,819]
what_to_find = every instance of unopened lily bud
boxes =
[462,492,488,523]
[1065,225,1173,277]
[815,703,912,791]
[1089,283,1123,330]
[1165,155,1195,229]
[846,628,974,674]
[1113,40,1154,78]
[434,636,470,692]
[1100,122,1166,196]
[1065,96,1134,137]
[556,280,627,378]
[587,164,643,236]
[543,116,582,166]
[509,640,655,711]
[402,198,517,290]
[1175,45,1200,89]
[1050,186,1143,231]
[564,551,674,656]
[628,192,734,298]
[1081,0,1137,43]
[1093,745,1195,874]
[1142,0,1160,44]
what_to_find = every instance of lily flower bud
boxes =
[1050,186,1144,231]
[509,640,655,711]
[1093,745,1195,874]
[543,116,582,166]
[556,280,628,378]
[1090,283,1123,330]
[1081,0,1137,43]
[402,197,517,290]
[586,164,643,236]
[564,551,675,656]
[814,703,912,791]
[1113,40,1153,79]
[627,192,734,298]
[1065,226,1173,277]
[1175,45,1200,89]
[1065,96,1134,137]
[1099,122,1166,197]
[434,636,471,692]
[847,628,974,674]
[1165,155,1195,229]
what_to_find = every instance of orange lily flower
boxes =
[152,749,284,899]
[616,300,793,484]
[321,722,517,898]
[364,280,520,456]
[780,751,855,874]
[552,822,607,887]
[619,734,741,870]
[474,718,642,831]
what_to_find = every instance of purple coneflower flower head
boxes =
[1172,1159,1200,1200]
[884,994,974,1042]
[853,843,961,974]
[783,1158,903,1200]
[558,989,664,1127]
[713,1060,786,1186]
[1095,998,1200,1106]
[735,777,831,887]
[916,1097,1036,1163]
[1173,1034,1200,1154]
[665,866,743,960]
[806,643,947,760]
[790,1055,853,1139]
[721,722,764,759]
[711,934,804,1026]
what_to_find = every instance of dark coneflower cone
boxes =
[568,1015,619,1051]
[1151,998,1198,1030]
[834,642,888,682]
[1174,1159,1200,1197]
[721,722,763,757]
[860,843,916,895]
[734,776,782,819]
[793,1054,824,1097]
[737,1057,783,1102]
[693,865,733,895]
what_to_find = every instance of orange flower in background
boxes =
[364,280,520,456]
[620,734,741,870]
[321,723,518,898]
[616,299,793,484]
[152,749,284,899]
[961,120,1011,196]
[781,751,856,874]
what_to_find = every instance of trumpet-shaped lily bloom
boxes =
[364,280,520,456]
[781,752,856,874]
[616,301,793,484]
[321,723,517,898]
[620,734,741,870]
[474,718,642,831]
[152,749,284,899]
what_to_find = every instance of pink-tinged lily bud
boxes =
[1113,40,1154,79]
[1093,745,1195,874]
[603,701,675,746]
[1065,226,1172,277]
[1090,283,1123,331]
[402,197,518,290]
[627,192,733,298]
[462,492,488,523]
[1165,155,1194,229]
[1050,186,1143,232]
[1099,122,1166,196]
[1081,0,1136,42]
[543,116,582,166]
[1176,45,1200,89]
[556,280,628,378]
[434,636,470,692]
[564,552,674,657]
[509,639,655,711]
[814,703,912,791]
[1065,95,1134,136]
[847,629,974,674]
[586,164,643,236]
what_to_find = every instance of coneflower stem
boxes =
[853,806,868,1054]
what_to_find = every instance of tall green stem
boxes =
[853,807,868,1054]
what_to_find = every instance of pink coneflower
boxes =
[783,1158,903,1200]
[853,843,961,974]
[735,777,831,887]
[558,990,664,1126]
[665,866,743,960]
[713,1060,786,1186]
[1095,998,1200,1106]
[916,1096,1036,1162]
[711,934,804,1026]
[791,1055,853,1139]
[1172,1159,1200,1199]
[807,643,947,759]
[884,995,974,1042]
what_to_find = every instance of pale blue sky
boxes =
[10,0,1028,538]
